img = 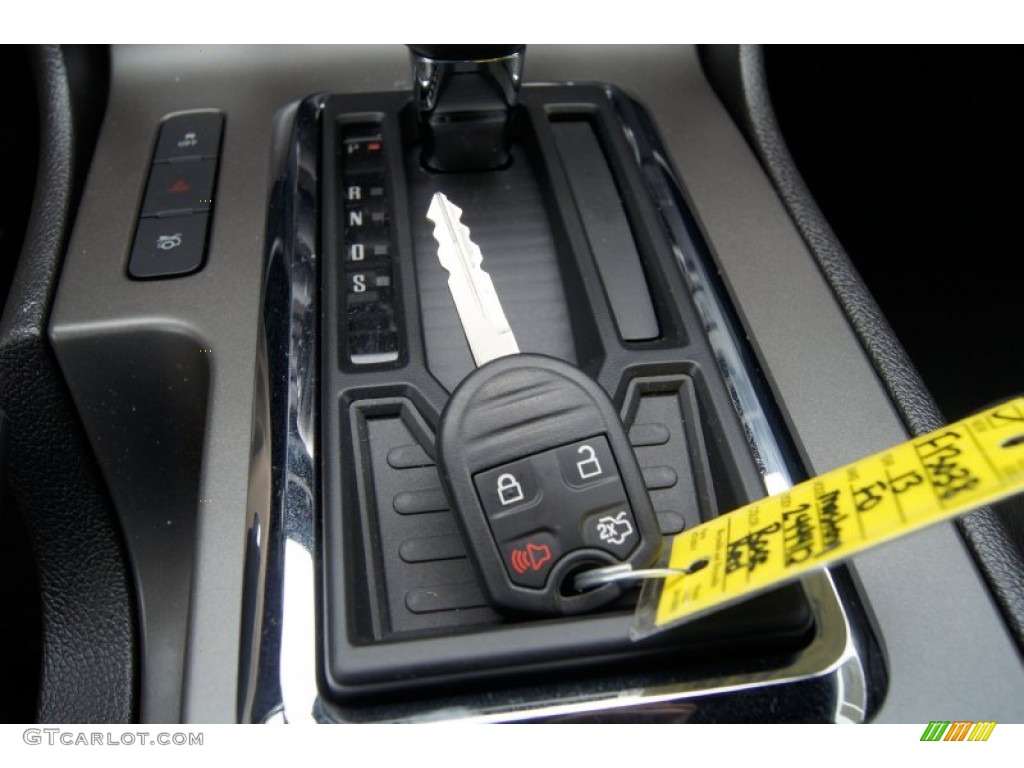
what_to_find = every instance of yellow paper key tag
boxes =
[631,397,1024,640]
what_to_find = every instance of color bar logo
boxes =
[920,721,997,741]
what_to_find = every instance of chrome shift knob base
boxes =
[408,45,525,172]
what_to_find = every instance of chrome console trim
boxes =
[247,95,324,724]
[248,86,874,724]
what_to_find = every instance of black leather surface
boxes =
[0,45,136,722]
[699,44,1024,652]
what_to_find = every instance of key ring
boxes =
[573,558,709,592]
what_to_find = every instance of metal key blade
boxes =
[427,192,520,366]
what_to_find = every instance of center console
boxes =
[245,47,879,722]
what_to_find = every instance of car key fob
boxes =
[438,353,663,615]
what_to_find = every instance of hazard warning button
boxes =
[141,158,216,216]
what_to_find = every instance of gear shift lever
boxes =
[408,44,525,172]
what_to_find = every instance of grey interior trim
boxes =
[696,44,1024,719]
[51,320,208,723]
[49,45,414,722]
[730,44,1024,655]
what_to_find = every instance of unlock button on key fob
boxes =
[555,437,619,488]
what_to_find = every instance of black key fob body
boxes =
[438,353,663,615]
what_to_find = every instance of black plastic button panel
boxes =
[153,111,224,162]
[129,111,223,279]
[340,124,401,366]
[129,214,210,279]
[473,436,639,588]
[140,158,217,217]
